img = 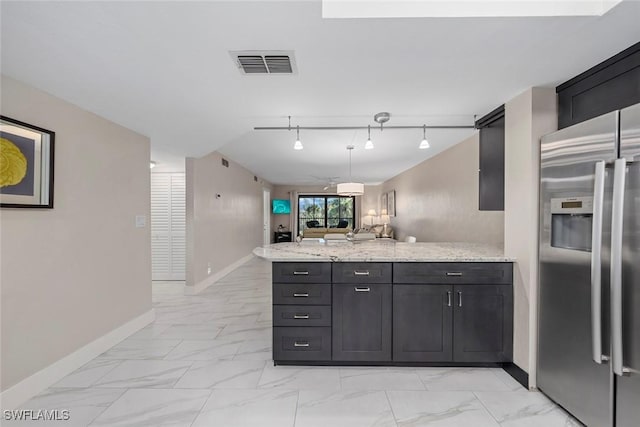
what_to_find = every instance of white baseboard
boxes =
[0,309,155,410]
[184,254,254,295]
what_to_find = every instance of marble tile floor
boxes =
[6,257,582,426]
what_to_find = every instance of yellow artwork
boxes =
[0,137,27,187]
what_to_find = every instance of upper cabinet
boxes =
[476,106,505,211]
[557,41,640,129]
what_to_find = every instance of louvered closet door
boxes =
[151,173,186,281]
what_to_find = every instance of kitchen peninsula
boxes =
[254,241,514,366]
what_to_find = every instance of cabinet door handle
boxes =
[447,291,452,307]
[294,342,310,347]
[446,272,463,277]
[293,314,310,319]
[293,271,309,275]
[354,271,370,276]
[355,287,371,292]
[293,293,309,297]
[458,291,463,307]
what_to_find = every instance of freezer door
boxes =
[620,103,640,161]
[616,104,640,427]
[538,111,617,427]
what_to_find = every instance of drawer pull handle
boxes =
[294,342,310,347]
[293,271,309,275]
[446,272,463,277]
[354,271,370,276]
[293,293,309,297]
[355,287,371,292]
[294,314,310,319]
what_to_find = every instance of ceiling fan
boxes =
[310,175,340,191]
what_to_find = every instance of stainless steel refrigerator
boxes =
[539,103,640,427]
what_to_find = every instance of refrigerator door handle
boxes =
[611,158,631,376]
[591,161,608,364]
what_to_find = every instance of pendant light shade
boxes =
[337,145,364,196]
[337,182,364,196]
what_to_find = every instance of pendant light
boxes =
[419,124,430,149]
[293,125,303,150]
[364,125,374,150]
[337,145,364,196]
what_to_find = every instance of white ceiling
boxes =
[1,1,639,184]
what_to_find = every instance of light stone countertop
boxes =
[253,241,513,262]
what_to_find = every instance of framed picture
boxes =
[1,116,55,208]
[381,192,388,216]
[387,190,396,217]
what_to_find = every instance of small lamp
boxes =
[367,209,377,226]
[380,213,391,238]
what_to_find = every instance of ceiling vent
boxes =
[230,51,297,75]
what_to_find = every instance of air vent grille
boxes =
[231,51,296,75]
[264,56,292,73]
[237,56,268,74]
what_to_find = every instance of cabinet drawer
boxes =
[393,263,512,285]
[273,283,331,305]
[273,327,331,361]
[332,262,392,283]
[273,262,331,283]
[273,305,331,327]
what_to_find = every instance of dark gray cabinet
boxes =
[557,41,640,129]
[393,284,453,362]
[393,263,513,364]
[273,327,331,361]
[272,262,331,283]
[332,282,392,361]
[453,284,513,362]
[476,106,505,211]
[271,261,512,365]
[273,262,332,362]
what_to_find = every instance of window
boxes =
[298,195,355,233]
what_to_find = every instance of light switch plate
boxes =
[135,215,146,228]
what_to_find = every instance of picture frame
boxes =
[1,116,55,208]
[387,190,396,217]
[381,192,388,216]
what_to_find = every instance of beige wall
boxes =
[270,185,328,237]
[0,76,152,391]
[269,185,377,238]
[186,152,271,287]
[361,184,383,223]
[380,133,504,245]
[504,87,557,382]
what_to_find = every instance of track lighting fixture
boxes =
[293,125,303,150]
[419,124,430,149]
[364,125,374,150]
[265,113,473,150]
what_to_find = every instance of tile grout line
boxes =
[85,360,125,388]
[472,391,503,425]
[187,388,214,427]
[85,387,129,427]
[384,390,401,427]
[292,389,301,427]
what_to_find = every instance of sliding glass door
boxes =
[298,195,355,233]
